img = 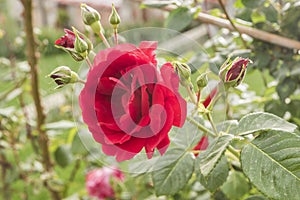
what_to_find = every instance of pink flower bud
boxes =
[86,167,124,200]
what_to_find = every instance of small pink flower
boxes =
[86,167,124,200]
[55,29,76,49]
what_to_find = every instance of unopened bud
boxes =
[109,4,121,29]
[196,73,208,89]
[219,57,251,89]
[81,3,103,34]
[48,66,80,89]
[172,61,192,86]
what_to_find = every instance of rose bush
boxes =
[79,41,187,161]
[86,167,124,200]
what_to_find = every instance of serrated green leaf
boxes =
[199,134,233,177]
[165,7,193,32]
[152,149,195,195]
[221,171,250,200]
[199,156,229,192]
[216,120,238,133]
[128,154,159,176]
[241,130,300,200]
[171,119,201,150]
[54,145,73,168]
[233,112,297,135]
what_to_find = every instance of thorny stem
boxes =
[217,0,247,48]
[187,116,216,137]
[20,0,61,199]
[98,31,111,48]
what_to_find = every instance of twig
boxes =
[20,0,61,199]
[217,0,247,48]
[63,159,81,197]
[206,112,218,135]
[148,5,300,50]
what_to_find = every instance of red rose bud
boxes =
[172,61,192,87]
[81,3,103,34]
[55,28,93,62]
[55,29,76,49]
[109,4,121,30]
[193,136,209,157]
[86,167,124,200]
[219,57,250,88]
[48,66,80,89]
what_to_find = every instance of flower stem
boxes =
[114,29,118,46]
[86,57,93,68]
[79,79,86,84]
[227,145,240,160]
[98,31,111,48]
[185,84,197,105]
[206,112,218,135]
[187,116,216,137]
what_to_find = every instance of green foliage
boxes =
[221,171,250,200]
[165,7,193,32]
[241,130,300,200]
[198,134,233,177]
[152,149,195,195]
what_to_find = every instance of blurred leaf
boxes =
[221,171,250,200]
[54,145,73,168]
[198,134,233,177]
[71,132,89,155]
[241,0,264,8]
[0,107,15,117]
[276,77,297,101]
[141,0,178,8]
[44,120,76,130]
[199,156,229,192]
[264,100,287,117]
[165,7,193,32]
[152,149,194,195]
[241,130,300,200]
[251,10,266,24]
[233,112,297,135]
[262,5,278,23]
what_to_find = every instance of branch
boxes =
[20,0,61,199]
[217,0,247,48]
[148,4,300,50]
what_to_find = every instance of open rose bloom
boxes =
[79,41,187,161]
[86,167,124,200]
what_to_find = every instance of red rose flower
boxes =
[86,167,124,200]
[79,41,187,161]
